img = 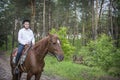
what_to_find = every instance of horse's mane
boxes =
[33,36,49,52]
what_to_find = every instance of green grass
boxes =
[44,55,107,80]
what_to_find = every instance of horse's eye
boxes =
[53,42,56,45]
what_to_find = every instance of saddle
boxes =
[12,44,32,64]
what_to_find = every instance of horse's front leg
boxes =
[27,72,33,80]
[35,72,42,80]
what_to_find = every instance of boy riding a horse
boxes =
[10,20,64,80]
[16,19,35,65]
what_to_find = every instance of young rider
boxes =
[16,19,35,64]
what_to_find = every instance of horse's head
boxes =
[47,33,64,61]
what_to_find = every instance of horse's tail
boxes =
[10,48,18,67]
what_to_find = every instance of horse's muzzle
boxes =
[56,54,64,61]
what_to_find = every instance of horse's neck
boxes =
[33,37,49,61]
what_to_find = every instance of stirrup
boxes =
[12,57,16,64]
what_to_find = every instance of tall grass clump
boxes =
[108,48,120,76]
[44,56,107,80]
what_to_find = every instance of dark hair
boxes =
[22,19,30,24]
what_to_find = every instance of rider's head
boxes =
[22,19,30,29]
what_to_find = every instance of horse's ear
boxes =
[47,33,52,41]
[47,32,52,36]
[46,33,52,39]
[46,32,50,36]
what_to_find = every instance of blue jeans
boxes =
[16,43,25,64]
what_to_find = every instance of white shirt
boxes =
[18,28,35,45]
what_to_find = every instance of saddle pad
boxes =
[12,45,30,57]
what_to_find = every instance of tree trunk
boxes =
[108,0,113,38]
[48,0,52,31]
[95,0,99,39]
[42,0,46,37]
[110,0,113,38]
[82,22,85,46]
[5,32,8,50]
[99,0,104,20]
[99,0,104,34]
[31,0,36,31]
[12,19,18,50]
[73,1,78,46]
[91,0,95,40]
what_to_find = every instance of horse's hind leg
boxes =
[12,73,22,80]
[11,68,22,80]
[11,68,17,80]
[18,72,22,80]
[35,73,42,80]
[12,73,19,80]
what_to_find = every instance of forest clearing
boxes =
[0,0,120,80]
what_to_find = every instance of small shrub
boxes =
[50,27,75,60]
[88,34,114,70]
[109,48,120,76]
[108,67,120,76]
[79,34,115,70]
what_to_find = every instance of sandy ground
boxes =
[0,51,63,80]
[0,51,120,80]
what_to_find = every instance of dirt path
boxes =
[0,51,62,80]
[0,51,120,80]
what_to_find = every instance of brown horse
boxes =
[10,33,64,80]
